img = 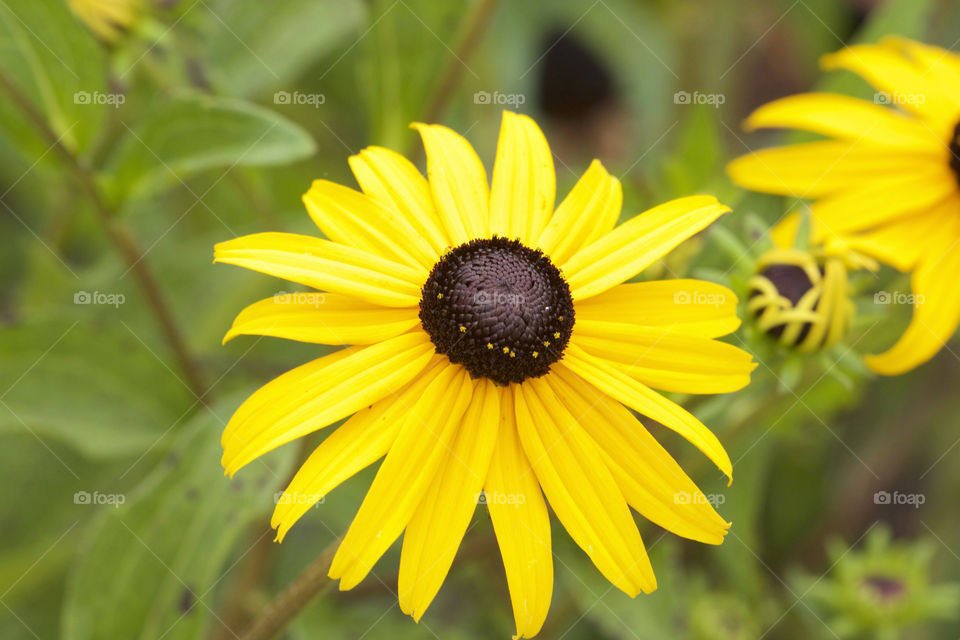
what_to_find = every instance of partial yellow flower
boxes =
[748,215,869,352]
[728,37,960,374]
[217,111,755,638]
[67,0,138,43]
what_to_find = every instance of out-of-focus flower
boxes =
[728,37,960,375]
[215,111,755,637]
[796,526,960,638]
[749,247,853,352]
[67,0,139,43]
[748,215,865,352]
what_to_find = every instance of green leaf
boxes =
[0,316,192,458]
[557,533,683,639]
[62,400,295,640]
[105,93,315,203]
[0,0,107,156]
[201,0,366,97]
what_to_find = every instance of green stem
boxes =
[417,0,502,135]
[240,539,339,640]
[0,67,208,400]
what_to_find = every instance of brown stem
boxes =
[240,539,339,640]
[211,528,277,640]
[214,439,313,638]
[419,0,502,130]
[0,67,208,400]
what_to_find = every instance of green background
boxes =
[2,0,960,638]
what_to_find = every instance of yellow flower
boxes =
[728,37,960,375]
[67,0,138,42]
[748,215,863,352]
[749,247,853,351]
[216,111,755,637]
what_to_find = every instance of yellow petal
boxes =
[560,345,732,483]
[548,367,730,544]
[881,37,960,106]
[348,146,450,255]
[809,166,956,238]
[563,196,729,300]
[221,332,434,476]
[515,379,656,596]
[770,213,801,249]
[842,196,960,272]
[821,44,960,131]
[214,232,423,308]
[485,386,552,639]
[412,123,489,243]
[329,365,474,589]
[398,379,500,621]
[727,141,942,198]
[223,293,419,345]
[866,227,960,375]
[802,257,849,350]
[743,93,941,148]
[537,159,622,265]
[489,111,556,242]
[573,280,741,338]
[272,358,448,541]
[303,179,437,269]
[571,321,755,394]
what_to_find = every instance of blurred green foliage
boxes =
[3,0,960,639]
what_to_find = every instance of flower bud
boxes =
[748,248,853,351]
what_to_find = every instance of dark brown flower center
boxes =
[750,264,815,343]
[949,121,960,186]
[419,237,574,385]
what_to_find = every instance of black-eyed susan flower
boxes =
[748,217,861,352]
[728,37,960,375]
[795,526,960,638]
[68,0,138,42]
[216,111,755,637]
[749,246,852,351]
